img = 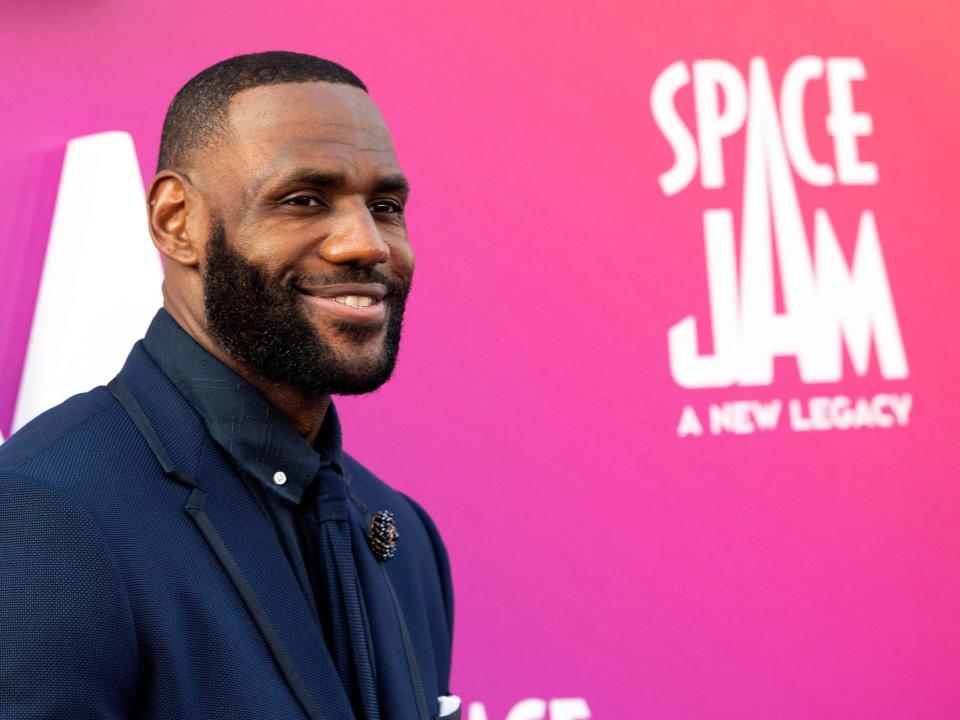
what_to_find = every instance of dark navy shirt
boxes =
[142,308,349,650]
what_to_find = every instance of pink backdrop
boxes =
[2,1,959,717]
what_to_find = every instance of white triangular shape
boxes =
[12,131,162,432]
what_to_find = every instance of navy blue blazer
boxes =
[0,341,454,719]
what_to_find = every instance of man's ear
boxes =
[148,171,203,267]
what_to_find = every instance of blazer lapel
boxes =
[115,343,354,720]
[185,439,356,720]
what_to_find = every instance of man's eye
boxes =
[284,195,322,207]
[370,200,404,215]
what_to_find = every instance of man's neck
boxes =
[162,300,330,447]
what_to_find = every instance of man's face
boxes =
[196,82,414,395]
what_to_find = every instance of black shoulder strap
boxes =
[107,377,196,488]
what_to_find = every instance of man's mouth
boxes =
[295,282,388,327]
[330,295,377,308]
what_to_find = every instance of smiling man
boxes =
[0,52,455,720]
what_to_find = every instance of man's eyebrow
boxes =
[374,174,410,196]
[271,170,347,190]
[263,169,410,196]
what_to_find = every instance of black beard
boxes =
[201,219,409,396]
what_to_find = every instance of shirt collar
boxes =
[142,308,344,504]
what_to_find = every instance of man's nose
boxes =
[319,204,390,267]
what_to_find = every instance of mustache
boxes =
[284,267,409,297]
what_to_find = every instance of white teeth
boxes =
[331,295,375,308]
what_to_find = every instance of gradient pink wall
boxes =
[2,1,959,717]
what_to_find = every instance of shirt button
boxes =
[273,471,287,486]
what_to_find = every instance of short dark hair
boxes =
[156,51,367,172]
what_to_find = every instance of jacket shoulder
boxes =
[342,452,446,541]
[0,386,118,475]
[0,380,187,520]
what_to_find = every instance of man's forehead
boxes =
[228,81,388,133]
[220,81,400,187]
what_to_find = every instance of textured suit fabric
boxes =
[139,308,406,719]
[0,339,454,720]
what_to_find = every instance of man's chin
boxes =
[299,337,396,393]
[321,360,397,395]
[311,322,389,354]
